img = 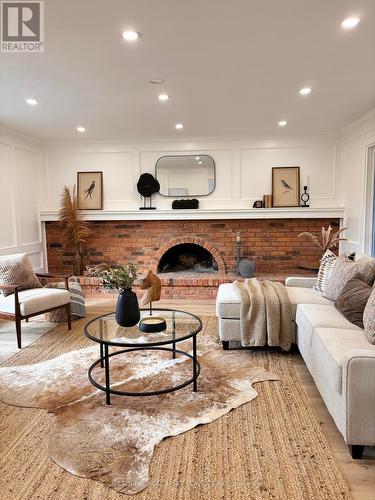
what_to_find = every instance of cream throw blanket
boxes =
[233,278,294,351]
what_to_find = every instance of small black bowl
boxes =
[139,316,167,333]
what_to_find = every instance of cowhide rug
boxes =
[0,339,279,495]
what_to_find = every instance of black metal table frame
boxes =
[84,308,202,405]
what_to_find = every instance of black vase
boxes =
[115,289,140,327]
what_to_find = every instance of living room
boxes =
[0,0,375,498]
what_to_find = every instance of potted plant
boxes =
[99,263,140,327]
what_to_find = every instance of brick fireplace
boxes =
[45,217,339,299]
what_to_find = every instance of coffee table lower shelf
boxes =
[88,344,201,405]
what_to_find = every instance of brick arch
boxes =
[153,236,226,273]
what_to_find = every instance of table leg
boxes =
[99,320,104,368]
[100,343,104,368]
[172,311,176,360]
[193,334,197,392]
[104,344,111,405]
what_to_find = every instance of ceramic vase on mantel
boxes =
[115,289,140,327]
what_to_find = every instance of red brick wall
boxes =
[45,218,339,275]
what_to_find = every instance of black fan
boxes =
[137,174,160,210]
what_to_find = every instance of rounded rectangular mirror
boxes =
[155,155,216,197]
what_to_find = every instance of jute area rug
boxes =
[0,315,351,500]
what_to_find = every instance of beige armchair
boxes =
[0,273,71,349]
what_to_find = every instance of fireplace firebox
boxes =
[157,243,218,274]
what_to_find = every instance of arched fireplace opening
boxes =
[157,243,218,274]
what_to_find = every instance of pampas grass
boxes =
[298,225,348,255]
[58,186,92,275]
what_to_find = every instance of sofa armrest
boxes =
[285,277,317,288]
[342,350,375,446]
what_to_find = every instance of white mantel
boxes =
[40,207,345,222]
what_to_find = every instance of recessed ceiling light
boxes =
[158,93,169,101]
[149,79,165,85]
[76,126,86,133]
[278,120,287,127]
[122,30,140,41]
[175,123,183,130]
[341,17,360,29]
[299,87,312,96]
[198,161,203,165]
[195,156,200,160]
[26,97,39,106]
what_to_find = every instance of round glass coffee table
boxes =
[84,308,202,404]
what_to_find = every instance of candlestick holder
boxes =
[235,241,242,275]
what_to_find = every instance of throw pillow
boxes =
[44,278,86,322]
[363,285,375,344]
[0,253,42,297]
[334,277,372,328]
[314,250,337,293]
[323,256,375,301]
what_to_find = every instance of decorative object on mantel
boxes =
[253,200,263,208]
[172,199,199,209]
[77,171,103,210]
[298,225,348,260]
[59,186,92,275]
[272,167,300,207]
[137,173,160,210]
[98,263,140,327]
[300,185,310,207]
[139,270,166,333]
[263,194,272,208]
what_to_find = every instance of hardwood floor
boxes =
[1,298,374,499]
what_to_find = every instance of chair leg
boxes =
[349,445,365,459]
[222,341,229,350]
[66,303,72,330]
[15,318,22,349]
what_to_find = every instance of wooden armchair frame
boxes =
[0,273,72,349]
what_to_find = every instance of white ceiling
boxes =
[0,0,374,141]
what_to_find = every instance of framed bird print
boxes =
[77,171,103,210]
[272,167,300,207]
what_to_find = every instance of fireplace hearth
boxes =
[157,243,218,274]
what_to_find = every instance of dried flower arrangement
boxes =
[298,225,348,255]
[59,186,92,275]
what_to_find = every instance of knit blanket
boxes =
[233,278,294,351]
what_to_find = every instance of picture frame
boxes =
[77,171,103,210]
[272,167,300,207]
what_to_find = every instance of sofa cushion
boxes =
[323,255,375,301]
[0,288,70,316]
[364,285,375,344]
[0,253,42,297]
[334,278,372,328]
[295,304,360,346]
[312,327,375,393]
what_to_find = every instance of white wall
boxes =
[0,126,44,270]
[41,134,342,212]
[340,108,375,254]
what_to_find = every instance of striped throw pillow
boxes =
[364,285,375,344]
[314,250,337,293]
[44,277,86,322]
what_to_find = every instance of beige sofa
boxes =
[216,277,375,459]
